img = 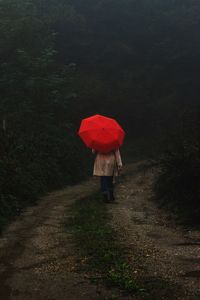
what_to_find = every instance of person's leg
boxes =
[100,176,115,202]
[107,176,115,201]
[100,176,109,202]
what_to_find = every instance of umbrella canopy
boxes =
[78,114,125,153]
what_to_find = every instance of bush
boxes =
[155,140,200,225]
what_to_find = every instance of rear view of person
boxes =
[93,149,123,202]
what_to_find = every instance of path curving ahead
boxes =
[0,162,199,300]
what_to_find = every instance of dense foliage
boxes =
[0,0,199,227]
[0,0,90,229]
[155,111,200,224]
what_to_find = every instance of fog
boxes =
[0,0,199,228]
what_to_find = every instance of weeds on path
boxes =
[66,193,143,295]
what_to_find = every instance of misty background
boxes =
[0,0,200,228]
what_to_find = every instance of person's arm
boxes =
[115,149,123,170]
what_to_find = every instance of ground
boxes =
[111,162,200,299]
[0,161,199,299]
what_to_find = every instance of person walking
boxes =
[93,149,123,202]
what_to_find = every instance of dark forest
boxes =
[0,0,200,227]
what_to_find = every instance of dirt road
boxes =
[111,162,200,299]
[0,162,199,299]
[0,180,101,299]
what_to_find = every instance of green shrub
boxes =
[155,140,200,225]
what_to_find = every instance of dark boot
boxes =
[110,191,115,202]
[103,193,109,203]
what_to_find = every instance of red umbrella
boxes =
[78,114,125,153]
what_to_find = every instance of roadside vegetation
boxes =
[155,136,200,226]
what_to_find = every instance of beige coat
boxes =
[93,149,123,177]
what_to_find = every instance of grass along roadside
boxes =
[66,192,144,296]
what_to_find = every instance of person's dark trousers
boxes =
[100,176,114,202]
